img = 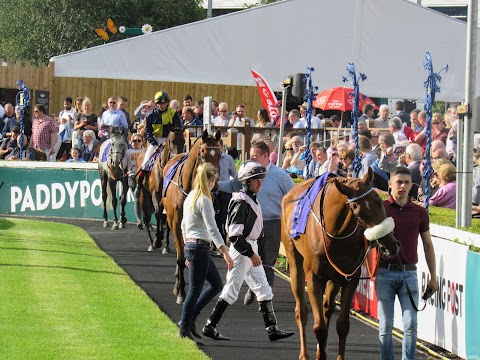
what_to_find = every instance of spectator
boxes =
[6,133,37,161]
[57,97,76,160]
[395,100,411,127]
[213,102,230,137]
[182,106,202,127]
[410,109,422,131]
[183,95,192,107]
[359,103,375,123]
[252,108,272,143]
[358,135,378,178]
[228,104,254,153]
[80,130,100,162]
[405,143,423,199]
[429,163,456,209]
[263,139,277,165]
[74,97,98,149]
[282,139,294,170]
[0,125,20,159]
[336,148,354,177]
[1,103,17,138]
[432,113,449,145]
[170,99,181,116]
[289,136,306,175]
[98,97,129,141]
[330,115,341,128]
[30,104,58,160]
[389,117,408,143]
[66,147,85,163]
[375,105,390,128]
[271,101,291,130]
[194,100,204,122]
[287,109,304,129]
[126,133,145,228]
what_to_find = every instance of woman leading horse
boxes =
[281,168,400,360]
[163,130,222,304]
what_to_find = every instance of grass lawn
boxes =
[0,217,210,360]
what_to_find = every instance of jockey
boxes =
[134,91,183,197]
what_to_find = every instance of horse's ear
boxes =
[332,178,355,199]
[363,167,373,185]
[202,130,209,142]
[215,130,221,141]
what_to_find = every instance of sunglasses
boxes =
[109,102,116,104]
[286,148,294,151]
[132,139,142,143]
[432,122,440,125]
[219,110,228,113]
[340,157,346,161]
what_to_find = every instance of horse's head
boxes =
[198,130,222,190]
[333,168,400,256]
[167,128,186,156]
[108,132,127,172]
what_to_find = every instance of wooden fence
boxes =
[1,59,263,119]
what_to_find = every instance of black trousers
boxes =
[257,219,281,287]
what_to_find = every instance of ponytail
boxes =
[190,163,217,210]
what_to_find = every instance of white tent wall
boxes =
[52,0,479,102]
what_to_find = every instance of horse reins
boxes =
[313,180,380,280]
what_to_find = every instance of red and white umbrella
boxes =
[312,87,378,111]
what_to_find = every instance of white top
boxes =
[181,193,225,249]
[125,148,143,173]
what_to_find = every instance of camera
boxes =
[422,287,434,300]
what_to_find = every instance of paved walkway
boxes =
[55,218,429,360]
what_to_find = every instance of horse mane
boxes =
[181,136,204,193]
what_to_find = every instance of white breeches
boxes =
[219,239,273,305]
[141,137,165,168]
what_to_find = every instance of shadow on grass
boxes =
[0,218,16,231]
[0,246,109,258]
[0,263,127,276]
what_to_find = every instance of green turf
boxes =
[0,217,210,360]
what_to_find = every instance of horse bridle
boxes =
[311,179,380,280]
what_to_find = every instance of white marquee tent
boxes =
[52,0,480,102]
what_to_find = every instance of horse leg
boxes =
[119,179,128,228]
[306,271,328,360]
[101,177,109,227]
[110,180,119,230]
[335,280,359,360]
[162,220,171,254]
[152,191,164,250]
[171,211,186,304]
[285,240,310,360]
[142,192,155,251]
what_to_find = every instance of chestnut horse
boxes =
[136,129,185,252]
[163,130,222,304]
[281,169,400,360]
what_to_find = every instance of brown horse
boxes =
[281,168,400,360]
[163,130,222,304]
[137,129,185,252]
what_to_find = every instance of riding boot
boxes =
[202,299,230,340]
[244,288,256,306]
[134,170,148,198]
[190,315,202,339]
[260,300,295,341]
[178,328,204,346]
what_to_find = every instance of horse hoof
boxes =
[162,247,171,254]
[112,224,119,230]
[103,221,109,228]
[148,245,153,252]
[176,296,184,305]
[119,222,125,229]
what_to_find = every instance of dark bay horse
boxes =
[136,129,185,252]
[163,130,222,304]
[281,168,400,360]
[98,127,129,230]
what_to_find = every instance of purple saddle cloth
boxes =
[163,155,188,197]
[144,150,161,172]
[100,142,132,163]
[290,172,336,239]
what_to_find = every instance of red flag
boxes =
[250,69,278,120]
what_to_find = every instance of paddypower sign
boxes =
[0,163,136,221]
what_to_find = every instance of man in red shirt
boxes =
[30,104,58,160]
[376,166,438,360]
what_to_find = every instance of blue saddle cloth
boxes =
[144,149,161,172]
[290,172,336,239]
[162,155,188,197]
[100,142,112,162]
[100,141,132,163]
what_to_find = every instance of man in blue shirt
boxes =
[98,97,129,141]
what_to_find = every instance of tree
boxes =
[244,0,278,9]
[0,0,204,65]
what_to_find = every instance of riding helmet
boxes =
[238,161,267,182]
[154,91,170,104]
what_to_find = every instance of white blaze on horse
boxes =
[98,126,129,230]
[281,168,399,360]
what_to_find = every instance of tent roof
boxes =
[52,0,478,102]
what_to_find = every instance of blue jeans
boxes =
[375,268,418,360]
[180,241,223,332]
